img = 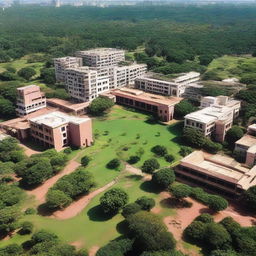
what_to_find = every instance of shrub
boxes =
[151,145,168,156]
[207,195,228,212]
[152,168,175,189]
[19,221,33,235]
[242,185,256,211]
[141,158,160,174]
[17,67,36,80]
[190,187,210,205]
[81,156,90,167]
[63,147,72,154]
[179,146,193,157]
[164,154,175,163]
[24,208,36,215]
[128,155,140,164]
[169,184,191,200]
[46,190,72,209]
[122,203,141,218]
[100,188,128,215]
[219,217,241,236]
[203,139,222,154]
[88,96,114,116]
[184,221,206,241]
[174,100,197,118]
[194,213,214,223]
[127,211,176,252]
[225,126,244,148]
[106,158,121,169]
[135,196,155,211]
[183,127,206,148]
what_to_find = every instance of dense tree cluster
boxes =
[152,168,175,189]
[174,100,197,119]
[184,215,256,256]
[46,169,95,209]
[88,96,114,116]
[141,158,160,174]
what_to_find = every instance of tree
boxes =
[100,188,128,214]
[140,251,187,256]
[204,223,231,249]
[122,203,141,218]
[141,158,160,174]
[225,126,244,148]
[164,154,175,163]
[169,184,191,200]
[81,156,90,167]
[106,158,121,169]
[242,185,256,211]
[19,221,34,235]
[203,139,222,154]
[18,67,36,80]
[207,195,228,212]
[88,96,114,116]
[183,127,206,148]
[194,213,214,223]
[179,146,193,157]
[0,97,15,117]
[40,67,56,84]
[135,196,155,211]
[151,145,168,156]
[128,155,140,164]
[210,250,238,256]
[127,211,176,252]
[46,190,72,209]
[174,100,197,118]
[184,221,206,242]
[219,217,241,237]
[152,168,175,189]
[199,55,214,66]
[31,230,58,244]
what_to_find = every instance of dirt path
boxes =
[52,179,118,220]
[125,163,151,181]
[27,152,85,204]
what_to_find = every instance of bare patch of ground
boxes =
[70,240,85,249]
[89,246,100,256]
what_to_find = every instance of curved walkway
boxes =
[27,153,83,204]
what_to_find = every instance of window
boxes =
[61,127,65,132]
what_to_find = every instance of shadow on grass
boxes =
[125,174,143,181]
[87,205,115,222]
[160,197,193,209]
[140,180,162,194]
[37,203,56,217]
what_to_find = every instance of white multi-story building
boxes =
[65,67,109,102]
[134,72,200,97]
[76,48,125,67]
[54,57,82,82]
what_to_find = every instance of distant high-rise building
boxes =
[52,0,60,7]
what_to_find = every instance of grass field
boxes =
[0,106,182,250]
[206,55,256,80]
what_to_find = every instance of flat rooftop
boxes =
[47,98,90,112]
[185,105,233,124]
[29,111,90,128]
[180,151,256,190]
[17,84,39,90]
[235,134,256,148]
[111,88,183,106]
[76,48,124,56]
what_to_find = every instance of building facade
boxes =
[16,85,46,116]
[134,72,200,97]
[175,151,256,197]
[76,48,125,67]
[65,67,109,102]
[29,111,93,151]
[54,57,82,82]
[111,88,182,122]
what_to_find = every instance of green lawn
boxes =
[207,55,256,80]
[1,106,182,251]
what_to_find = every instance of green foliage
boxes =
[164,154,175,163]
[151,145,168,157]
[17,67,36,80]
[140,251,187,256]
[81,155,90,167]
[127,211,176,252]
[183,127,205,148]
[100,188,128,215]
[207,195,228,212]
[179,146,193,157]
[19,221,33,235]
[96,238,133,256]
[240,73,256,85]
[219,217,241,237]
[88,96,114,116]
[141,158,160,174]
[135,196,155,211]
[122,203,141,218]
[210,250,238,256]
[152,168,175,189]
[106,158,121,169]
[184,221,206,241]
[225,126,244,148]
[242,185,256,212]
[174,100,197,118]
[169,184,191,200]
[194,213,214,223]
[203,139,223,154]
[0,97,15,117]
[0,244,23,256]
[40,67,56,84]
[63,147,72,154]
[128,155,140,164]
[24,207,36,215]
[46,190,72,209]
[199,55,215,66]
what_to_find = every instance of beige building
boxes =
[176,150,256,197]
[29,111,93,151]
[76,48,125,67]
[134,72,200,97]
[16,85,46,116]
[111,88,182,122]
[65,67,109,102]
[235,124,256,167]
[54,57,82,82]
